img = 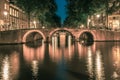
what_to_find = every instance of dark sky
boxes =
[55,0,67,24]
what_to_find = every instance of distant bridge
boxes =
[0,28,120,44]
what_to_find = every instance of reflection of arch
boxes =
[22,30,45,43]
[23,44,44,63]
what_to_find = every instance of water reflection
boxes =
[0,51,19,80]
[31,60,39,77]
[0,41,120,80]
[23,44,44,63]
[86,47,93,79]
[50,33,74,62]
[95,50,105,80]
[2,56,10,80]
[112,44,120,79]
[86,43,105,80]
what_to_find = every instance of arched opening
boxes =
[50,30,74,48]
[23,30,45,48]
[79,32,94,46]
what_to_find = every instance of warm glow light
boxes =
[32,60,38,77]
[80,24,84,28]
[112,46,120,79]
[96,14,100,18]
[2,56,10,80]
[33,21,36,24]
[60,33,65,47]
[42,26,45,29]
[23,44,44,63]
[95,50,105,80]
[68,35,72,59]
[33,21,36,28]
[87,47,93,78]
[3,11,8,16]
[51,36,60,62]
[88,19,91,22]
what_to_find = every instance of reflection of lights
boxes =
[52,36,58,53]
[60,34,65,47]
[10,51,19,78]
[87,47,93,78]
[112,46,120,67]
[50,34,74,62]
[68,35,72,58]
[112,46,120,79]
[51,36,60,62]
[2,56,10,80]
[95,50,105,80]
[32,60,38,76]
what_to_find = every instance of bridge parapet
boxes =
[0,28,120,44]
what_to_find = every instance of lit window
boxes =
[13,9,14,16]
[15,10,16,16]
[10,8,12,15]
[4,3,7,9]
[16,11,18,17]
[4,3,9,10]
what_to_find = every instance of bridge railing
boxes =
[0,25,46,31]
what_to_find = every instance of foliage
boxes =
[16,0,36,27]
[107,0,120,14]
[16,0,61,28]
[64,0,120,27]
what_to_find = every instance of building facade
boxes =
[88,0,120,30]
[108,10,120,30]
[0,0,28,31]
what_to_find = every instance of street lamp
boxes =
[96,14,100,18]
[33,20,36,28]
[87,18,91,28]
[96,14,100,27]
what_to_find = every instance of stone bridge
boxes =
[0,28,120,44]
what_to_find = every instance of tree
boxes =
[16,0,61,28]
[64,0,109,27]
[16,0,36,27]
[33,0,61,28]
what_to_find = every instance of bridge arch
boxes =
[22,30,45,43]
[78,30,96,41]
[49,28,74,38]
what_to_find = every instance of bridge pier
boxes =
[44,36,49,43]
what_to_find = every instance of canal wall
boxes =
[0,30,22,44]
[91,30,120,41]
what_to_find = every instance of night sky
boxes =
[55,0,67,24]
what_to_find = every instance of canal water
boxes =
[0,40,120,80]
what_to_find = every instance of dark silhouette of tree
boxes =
[32,0,61,27]
[16,0,36,27]
[16,0,61,28]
